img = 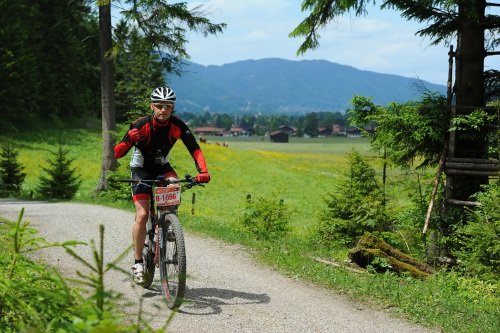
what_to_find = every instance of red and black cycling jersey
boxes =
[114,115,207,172]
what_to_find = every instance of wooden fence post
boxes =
[191,192,196,215]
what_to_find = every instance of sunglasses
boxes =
[153,103,173,110]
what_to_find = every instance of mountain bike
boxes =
[120,174,203,310]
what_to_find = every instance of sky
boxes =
[178,0,500,85]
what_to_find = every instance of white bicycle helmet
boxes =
[151,86,176,104]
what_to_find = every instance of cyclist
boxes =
[114,86,211,284]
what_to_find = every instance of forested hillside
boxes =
[168,58,446,114]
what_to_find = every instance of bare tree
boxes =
[96,0,117,192]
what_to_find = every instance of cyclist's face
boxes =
[151,103,173,122]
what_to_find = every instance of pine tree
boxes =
[37,145,81,200]
[303,112,319,137]
[114,20,164,122]
[0,143,26,197]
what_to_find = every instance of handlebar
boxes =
[119,174,203,189]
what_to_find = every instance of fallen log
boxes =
[348,233,435,279]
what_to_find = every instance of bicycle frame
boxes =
[150,187,178,266]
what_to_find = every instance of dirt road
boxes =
[0,200,436,332]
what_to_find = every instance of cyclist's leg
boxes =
[133,200,149,259]
[130,168,152,283]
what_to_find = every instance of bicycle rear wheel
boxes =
[158,212,186,309]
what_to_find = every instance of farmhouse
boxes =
[192,127,224,136]
[345,126,361,137]
[332,124,346,135]
[278,125,297,136]
[229,127,249,136]
[318,127,332,137]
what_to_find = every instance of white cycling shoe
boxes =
[132,263,145,285]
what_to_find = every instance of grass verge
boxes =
[180,213,499,333]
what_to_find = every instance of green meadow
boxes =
[2,128,499,333]
[11,129,375,234]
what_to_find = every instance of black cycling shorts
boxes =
[130,164,177,201]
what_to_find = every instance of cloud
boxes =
[183,0,497,85]
[239,29,273,42]
[300,16,448,84]
[189,0,290,17]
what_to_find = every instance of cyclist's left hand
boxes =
[196,172,211,183]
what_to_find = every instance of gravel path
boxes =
[0,200,436,333]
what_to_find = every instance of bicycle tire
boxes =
[141,216,155,288]
[158,212,186,310]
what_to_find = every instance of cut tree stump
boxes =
[348,233,435,279]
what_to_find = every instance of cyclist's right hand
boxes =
[196,172,211,183]
[128,129,141,143]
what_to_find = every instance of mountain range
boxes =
[167,58,446,115]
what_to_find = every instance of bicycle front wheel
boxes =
[158,212,186,310]
[141,216,156,288]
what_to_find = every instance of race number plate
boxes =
[154,185,181,207]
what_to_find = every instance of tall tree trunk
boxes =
[96,0,117,192]
[450,0,488,201]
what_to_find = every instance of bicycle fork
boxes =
[153,220,174,266]
[153,213,178,267]
[154,224,160,267]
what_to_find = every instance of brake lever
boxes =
[186,180,203,189]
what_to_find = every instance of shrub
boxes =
[36,145,81,200]
[241,194,291,241]
[0,143,26,197]
[314,149,392,247]
[392,171,444,259]
[99,163,131,202]
[453,184,500,282]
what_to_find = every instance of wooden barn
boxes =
[269,130,289,143]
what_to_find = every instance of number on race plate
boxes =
[154,185,181,207]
